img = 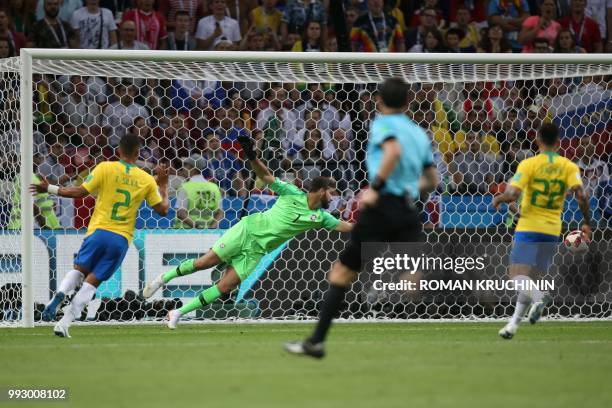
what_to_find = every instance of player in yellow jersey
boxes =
[30,134,170,337]
[492,123,592,339]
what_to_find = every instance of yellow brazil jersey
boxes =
[81,161,162,243]
[510,152,583,236]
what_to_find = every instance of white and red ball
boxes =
[563,230,590,254]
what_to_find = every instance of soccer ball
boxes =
[563,230,590,254]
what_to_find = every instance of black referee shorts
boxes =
[339,193,422,272]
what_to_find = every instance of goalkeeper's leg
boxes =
[144,220,246,298]
[166,267,241,329]
[143,251,223,298]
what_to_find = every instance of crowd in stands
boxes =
[0,0,611,229]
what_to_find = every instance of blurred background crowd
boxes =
[0,0,610,231]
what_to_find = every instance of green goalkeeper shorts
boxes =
[211,219,265,281]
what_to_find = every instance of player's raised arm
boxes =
[237,135,275,185]
[152,164,170,217]
[29,176,89,198]
[571,184,592,240]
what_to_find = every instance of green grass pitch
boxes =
[1,321,611,408]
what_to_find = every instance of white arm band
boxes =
[47,185,60,195]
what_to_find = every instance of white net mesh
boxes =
[1,53,611,325]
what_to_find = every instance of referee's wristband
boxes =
[47,185,60,195]
[371,177,386,192]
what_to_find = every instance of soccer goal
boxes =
[1,50,611,327]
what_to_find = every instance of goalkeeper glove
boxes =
[237,135,257,161]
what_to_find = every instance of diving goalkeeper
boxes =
[143,135,353,328]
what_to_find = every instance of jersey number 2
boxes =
[111,189,131,221]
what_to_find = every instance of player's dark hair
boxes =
[119,133,141,157]
[379,77,409,109]
[538,123,559,146]
[309,176,335,192]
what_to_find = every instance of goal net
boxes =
[1,51,611,326]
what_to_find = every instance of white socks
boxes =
[513,274,544,303]
[57,269,85,295]
[60,282,96,326]
[510,291,531,326]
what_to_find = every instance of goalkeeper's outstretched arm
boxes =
[237,135,275,185]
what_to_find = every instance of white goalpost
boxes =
[0,50,611,327]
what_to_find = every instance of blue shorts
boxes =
[74,229,129,282]
[509,231,560,272]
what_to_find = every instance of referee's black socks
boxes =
[309,284,348,344]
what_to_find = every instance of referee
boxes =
[285,77,439,358]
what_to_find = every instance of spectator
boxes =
[59,75,101,128]
[250,0,283,38]
[71,0,117,49]
[174,157,224,229]
[558,0,603,52]
[109,19,149,50]
[444,28,467,52]
[576,134,609,197]
[0,36,12,57]
[8,171,61,230]
[293,128,326,188]
[122,0,168,50]
[412,100,455,163]
[449,131,500,194]
[160,110,196,165]
[256,84,298,172]
[351,0,405,52]
[201,131,245,196]
[518,0,561,52]
[405,6,437,51]
[240,25,280,51]
[449,5,480,50]
[297,83,342,133]
[410,0,447,29]
[455,101,501,158]
[38,134,73,185]
[195,0,241,50]
[344,5,360,33]
[294,109,334,157]
[28,0,76,49]
[170,77,225,111]
[102,82,149,147]
[165,10,196,51]
[477,24,513,52]
[487,0,530,52]
[584,0,609,40]
[213,107,249,146]
[326,128,356,194]
[281,0,327,48]
[553,27,586,52]
[159,0,204,32]
[409,27,447,52]
[35,0,82,24]
[292,20,326,51]
[8,0,36,35]
[0,9,26,54]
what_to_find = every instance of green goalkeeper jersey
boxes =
[244,178,340,252]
